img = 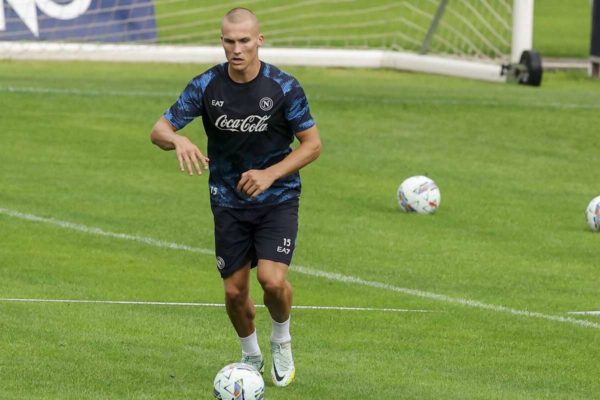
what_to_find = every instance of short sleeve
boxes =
[284,81,315,134]
[164,70,216,130]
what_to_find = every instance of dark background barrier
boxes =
[0,0,156,42]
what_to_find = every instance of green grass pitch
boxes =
[1,4,597,398]
[1,60,600,399]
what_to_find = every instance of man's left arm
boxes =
[237,125,321,198]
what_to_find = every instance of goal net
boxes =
[156,0,513,61]
[0,0,534,82]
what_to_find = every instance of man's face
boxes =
[221,19,263,72]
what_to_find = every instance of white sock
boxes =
[239,330,261,356]
[270,316,291,344]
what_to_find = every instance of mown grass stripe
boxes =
[2,206,599,330]
[2,85,599,110]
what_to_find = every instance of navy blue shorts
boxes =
[211,199,299,278]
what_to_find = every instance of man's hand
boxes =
[235,126,321,199]
[173,135,210,176]
[237,169,277,198]
[150,116,209,176]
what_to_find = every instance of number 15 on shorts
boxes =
[277,238,292,254]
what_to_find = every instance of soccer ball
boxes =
[213,363,265,400]
[397,175,441,214]
[585,195,600,232]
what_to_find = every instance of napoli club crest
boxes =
[259,97,273,111]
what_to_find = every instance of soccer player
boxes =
[149,7,321,388]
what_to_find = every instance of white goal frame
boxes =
[0,0,534,83]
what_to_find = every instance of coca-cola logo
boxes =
[215,115,270,133]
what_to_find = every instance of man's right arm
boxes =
[150,116,209,176]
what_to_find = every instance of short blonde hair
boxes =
[223,7,259,28]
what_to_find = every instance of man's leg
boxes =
[257,260,293,323]
[257,260,295,387]
[223,262,264,372]
[223,262,255,336]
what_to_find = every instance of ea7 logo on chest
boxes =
[211,100,224,107]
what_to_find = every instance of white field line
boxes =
[1,206,599,330]
[1,86,175,98]
[568,311,600,316]
[0,207,213,256]
[2,85,599,110]
[0,298,433,313]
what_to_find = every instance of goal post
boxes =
[0,0,540,84]
[591,0,600,78]
[511,0,534,63]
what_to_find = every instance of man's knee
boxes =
[258,275,288,295]
[224,284,249,305]
[257,261,290,295]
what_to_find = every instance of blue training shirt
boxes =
[164,61,315,208]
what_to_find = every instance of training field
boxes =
[1,60,600,399]
[151,0,591,58]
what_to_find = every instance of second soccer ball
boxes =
[585,195,600,232]
[397,175,441,214]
